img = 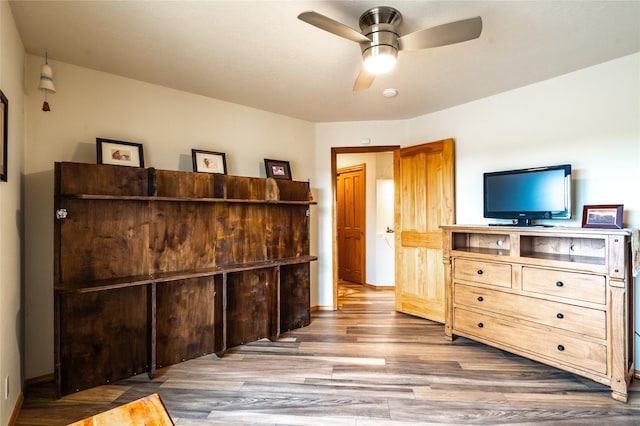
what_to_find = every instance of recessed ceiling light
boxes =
[382,88,398,98]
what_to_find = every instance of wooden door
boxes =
[395,139,455,323]
[337,165,366,284]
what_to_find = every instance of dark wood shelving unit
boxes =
[54,162,317,397]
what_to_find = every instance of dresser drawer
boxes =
[522,267,606,305]
[453,308,607,375]
[454,284,606,339]
[454,259,511,288]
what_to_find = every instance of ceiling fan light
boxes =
[363,45,397,74]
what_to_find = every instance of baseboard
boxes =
[363,283,395,291]
[10,373,54,425]
[26,373,54,386]
[8,391,24,426]
[311,305,335,311]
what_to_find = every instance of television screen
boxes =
[484,164,571,225]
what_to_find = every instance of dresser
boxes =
[442,225,635,402]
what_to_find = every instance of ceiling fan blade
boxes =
[298,11,370,44]
[353,69,375,91]
[398,16,482,51]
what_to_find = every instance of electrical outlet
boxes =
[4,376,8,400]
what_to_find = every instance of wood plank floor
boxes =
[17,283,640,425]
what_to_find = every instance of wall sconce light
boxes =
[39,52,56,111]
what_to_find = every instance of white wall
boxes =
[23,55,316,380]
[0,1,25,424]
[315,53,640,362]
[376,179,395,286]
[407,54,640,229]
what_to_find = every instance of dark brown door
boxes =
[337,164,366,284]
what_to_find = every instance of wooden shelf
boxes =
[447,225,628,272]
[451,246,511,257]
[55,256,318,293]
[519,250,605,266]
[54,162,316,397]
[63,194,316,205]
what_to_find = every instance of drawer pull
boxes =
[555,281,564,287]
[476,270,484,275]
[557,344,565,352]
[556,313,564,319]
[477,296,484,302]
[477,322,484,328]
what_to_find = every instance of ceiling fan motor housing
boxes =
[358,7,401,65]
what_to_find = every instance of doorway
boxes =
[331,146,399,308]
[331,140,455,320]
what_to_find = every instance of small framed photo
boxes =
[0,90,8,182]
[264,158,291,180]
[97,138,144,168]
[582,204,623,229]
[192,149,227,174]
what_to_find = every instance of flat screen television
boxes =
[483,164,572,226]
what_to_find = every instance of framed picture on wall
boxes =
[192,149,227,174]
[264,158,291,180]
[581,204,623,229]
[0,90,8,182]
[96,138,145,168]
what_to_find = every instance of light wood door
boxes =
[337,164,366,284]
[395,139,455,322]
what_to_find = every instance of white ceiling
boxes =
[9,1,640,123]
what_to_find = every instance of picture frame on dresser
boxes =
[264,158,291,180]
[96,138,145,168]
[581,204,623,229]
[192,149,227,174]
[0,90,8,182]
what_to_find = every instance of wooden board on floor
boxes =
[67,393,173,426]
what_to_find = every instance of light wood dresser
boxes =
[442,225,635,402]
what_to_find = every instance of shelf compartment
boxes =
[275,179,311,202]
[280,263,311,332]
[156,276,219,368]
[56,162,151,196]
[56,198,151,284]
[451,232,511,256]
[226,268,279,347]
[155,169,226,198]
[520,235,606,266]
[56,285,150,396]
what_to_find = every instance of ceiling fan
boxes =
[298,6,482,91]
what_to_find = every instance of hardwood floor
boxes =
[17,283,640,425]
